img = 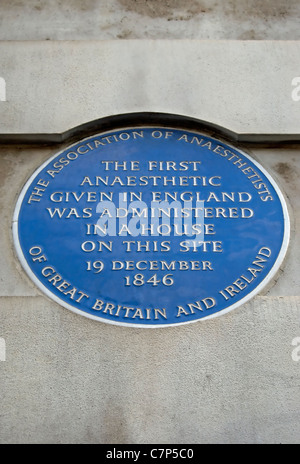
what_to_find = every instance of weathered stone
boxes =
[0,41,300,140]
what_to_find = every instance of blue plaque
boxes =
[13,127,290,327]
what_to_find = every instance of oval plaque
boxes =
[13,127,290,327]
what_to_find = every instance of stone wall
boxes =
[0,0,299,40]
[0,2,300,444]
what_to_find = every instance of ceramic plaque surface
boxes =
[13,127,290,327]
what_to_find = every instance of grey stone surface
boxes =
[0,0,299,41]
[1,141,299,443]
[0,3,299,443]
[0,295,299,444]
[0,41,300,139]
